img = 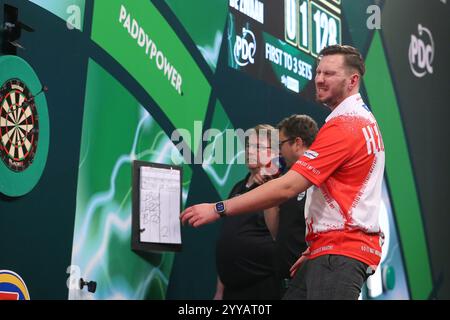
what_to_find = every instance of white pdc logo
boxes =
[234,27,256,67]
[409,24,434,78]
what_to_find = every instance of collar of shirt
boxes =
[325,93,364,123]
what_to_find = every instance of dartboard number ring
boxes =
[0,79,39,172]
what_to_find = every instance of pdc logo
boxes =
[409,24,434,78]
[0,270,30,300]
[234,27,256,67]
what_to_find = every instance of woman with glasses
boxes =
[214,124,280,300]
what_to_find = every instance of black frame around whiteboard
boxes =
[131,160,183,253]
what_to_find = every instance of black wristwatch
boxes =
[214,201,227,218]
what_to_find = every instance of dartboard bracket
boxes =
[2,4,34,55]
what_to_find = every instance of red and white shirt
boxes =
[291,93,385,268]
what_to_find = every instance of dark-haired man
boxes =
[275,114,318,296]
[182,45,385,300]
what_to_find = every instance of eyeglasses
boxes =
[246,143,270,150]
[279,137,295,148]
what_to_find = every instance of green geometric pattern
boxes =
[202,99,247,200]
[165,0,229,71]
[71,59,192,299]
[91,0,212,157]
[365,31,433,300]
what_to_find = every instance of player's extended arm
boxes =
[180,170,312,227]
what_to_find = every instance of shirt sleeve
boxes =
[291,122,352,187]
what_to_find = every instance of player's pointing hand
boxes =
[180,203,220,227]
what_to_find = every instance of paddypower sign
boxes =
[118,5,183,95]
[91,1,211,154]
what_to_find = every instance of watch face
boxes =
[0,78,39,172]
[216,202,225,212]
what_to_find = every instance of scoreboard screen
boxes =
[228,0,342,94]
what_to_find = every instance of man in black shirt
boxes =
[276,115,318,295]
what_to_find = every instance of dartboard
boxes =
[0,55,49,197]
[0,79,39,172]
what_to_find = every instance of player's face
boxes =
[315,55,349,108]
